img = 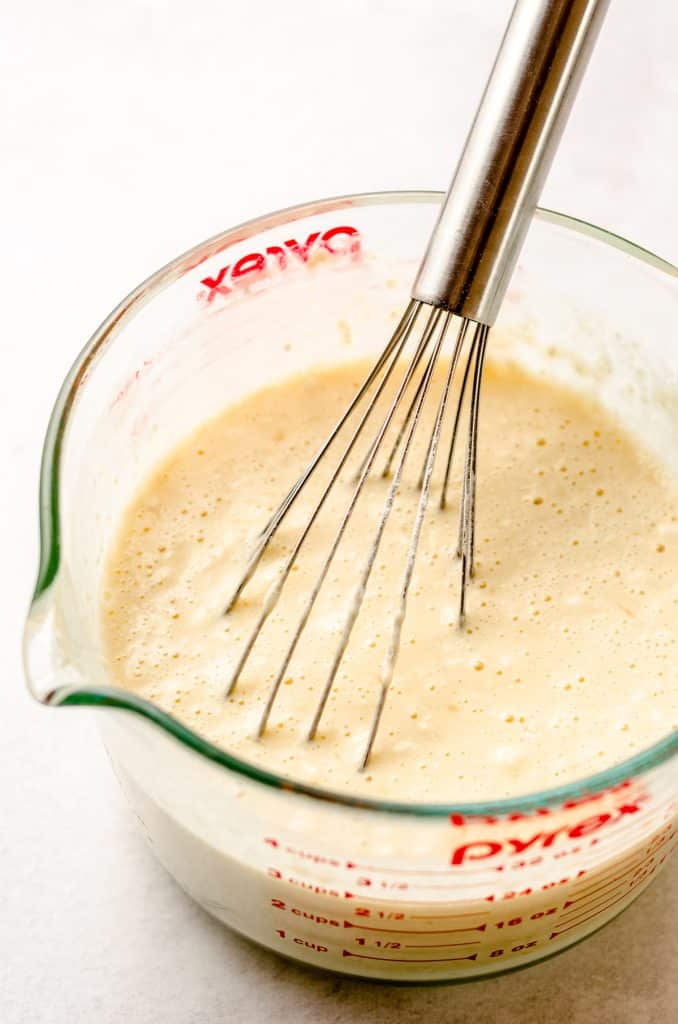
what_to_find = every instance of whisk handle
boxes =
[412,0,610,326]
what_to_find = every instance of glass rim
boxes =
[26,189,678,818]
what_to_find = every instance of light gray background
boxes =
[1,1,676,1021]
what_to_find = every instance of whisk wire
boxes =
[224,300,490,763]
[306,311,454,742]
[256,306,445,736]
[458,325,488,625]
[440,328,476,511]
[359,317,472,768]
[225,303,423,697]
[224,299,421,613]
[380,345,436,480]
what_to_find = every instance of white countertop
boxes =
[2,1,676,1021]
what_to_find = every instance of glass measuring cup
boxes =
[23,192,677,982]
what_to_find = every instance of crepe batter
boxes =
[102,358,676,802]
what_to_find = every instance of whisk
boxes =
[225,0,610,768]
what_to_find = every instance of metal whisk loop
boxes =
[306,312,456,742]
[224,300,491,765]
[223,299,421,614]
[225,302,424,697]
[458,325,489,627]
[359,318,476,769]
[254,306,446,736]
[440,329,476,511]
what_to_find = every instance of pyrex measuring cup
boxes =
[24,193,677,982]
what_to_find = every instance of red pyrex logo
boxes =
[200,224,361,302]
[448,781,649,867]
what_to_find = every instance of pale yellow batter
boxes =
[102,358,677,801]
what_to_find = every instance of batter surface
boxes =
[102,358,677,801]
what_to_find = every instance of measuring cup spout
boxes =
[23,588,62,705]
[23,582,98,706]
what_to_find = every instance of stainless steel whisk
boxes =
[225,0,610,767]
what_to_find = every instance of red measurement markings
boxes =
[491,908,559,927]
[557,872,652,927]
[270,898,342,927]
[549,872,655,939]
[568,830,675,901]
[403,880,498,891]
[345,861,493,876]
[404,942,481,949]
[342,889,487,904]
[642,830,676,859]
[270,878,484,907]
[268,867,354,899]
[569,858,645,897]
[565,864,648,906]
[557,863,658,923]
[352,908,404,920]
[273,930,328,953]
[488,940,539,958]
[264,838,341,868]
[352,907,486,922]
[272,851,584,880]
[343,920,486,934]
[343,950,478,963]
[558,890,633,926]
[346,881,409,894]
[409,911,488,920]
[265,840,484,876]
[352,870,495,887]
[485,873,586,900]
[346,885,575,906]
